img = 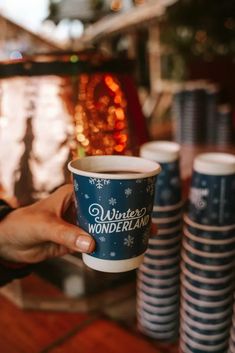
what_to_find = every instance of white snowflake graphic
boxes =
[84,194,90,199]
[89,178,110,189]
[109,197,117,206]
[74,180,79,192]
[110,252,116,257]
[161,189,172,200]
[124,234,134,247]
[170,177,180,187]
[201,180,207,186]
[213,198,219,204]
[99,236,106,242]
[125,188,132,197]
[136,179,142,184]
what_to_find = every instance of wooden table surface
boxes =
[0,288,178,353]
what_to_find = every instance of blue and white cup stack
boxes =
[136,141,183,341]
[228,293,235,353]
[180,152,235,353]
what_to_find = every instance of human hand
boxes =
[0,184,95,264]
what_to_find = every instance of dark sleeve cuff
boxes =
[0,199,33,286]
[0,261,33,286]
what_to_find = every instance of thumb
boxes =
[46,218,95,253]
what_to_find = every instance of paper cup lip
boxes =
[193,153,235,175]
[140,141,180,163]
[68,155,161,179]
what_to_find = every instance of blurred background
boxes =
[0,0,234,315]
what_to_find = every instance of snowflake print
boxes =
[161,189,172,200]
[110,252,116,257]
[201,180,207,187]
[213,198,219,204]
[109,197,117,206]
[124,234,134,247]
[170,177,180,187]
[89,178,110,189]
[136,179,142,184]
[125,188,132,197]
[99,236,106,242]
[74,180,79,192]
[146,178,155,195]
[84,194,90,199]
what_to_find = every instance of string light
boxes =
[71,73,130,157]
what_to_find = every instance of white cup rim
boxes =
[184,214,235,232]
[181,262,233,285]
[181,299,232,319]
[138,271,179,285]
[140,141,180,163]
[137,307,178,322]
[181,274,233,297]
[183,226,235,245]
[194,152,235,175]
[182,238,235,258]
[180,332,228,351]
[153,200,184,212]
[181,288,232,307]
[137,299,178,314]
[180,308,231,331]
[137,291,178,305]
[180,321,229,341]
[68,155,161,179]
[181,249,234,271]
[138,323,177,339]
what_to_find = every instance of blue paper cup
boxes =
[183,226,235,253]
[182,260,233,281]
[138,291,179,306]
[138,323,178,340]
[181,321,230,343]
[181,262,233,287]
[138,298,179,314]
[152,201,184,218]
[140,141,182,206]
[68,155,161,272]
[180,307,232,331]
[184,215,235,240]
[188,153,235,226]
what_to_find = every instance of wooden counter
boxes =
[0,287,178,353]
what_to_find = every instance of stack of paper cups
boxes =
[137,141,183,341]
[180,152,235,353]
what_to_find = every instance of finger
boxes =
[45,219,95,253]
[37,184,74,216]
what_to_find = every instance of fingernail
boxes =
[76,235,94,252]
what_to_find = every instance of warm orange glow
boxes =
[105,75,119,92]
[114,144,125,152]
[71,73,130,157]
[110,0,123,12]
[115,107,125,120]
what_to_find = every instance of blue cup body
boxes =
[73,173,156,261]
[188,171,235,226]
[154,160,182,207]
